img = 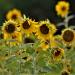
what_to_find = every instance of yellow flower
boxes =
[6,8,22,23]
[39,40,50,51]
[55,1,70,17]
[2,20,17,40]
[61,28,75,44]
[52,47,64,61]
[50,35,57,48]
[6,31,22,46]
[35,20,56,41]
[39,35,57,51]
[21,19,38,36]
[12,31,22,43]
[2,20,17,34]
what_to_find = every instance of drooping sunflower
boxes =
[35,20,56,41]
[61,28,75,44]
[39,35,57,51]
[21,19,38,36]
[55,1,70,17]
[39,40,50,51]
[2,20,17,40]
[52,47,64,61]
[6,8,22,23]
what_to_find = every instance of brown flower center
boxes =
[61,6,66,11]
[22,20,30,29]
[40,24,49,34]
[12,35,16,39]
[63,30,74,42]
[54,50,61,56]
[5,23,15,33]
[12,14,17,19]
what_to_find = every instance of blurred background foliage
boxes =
[0,0,75,27]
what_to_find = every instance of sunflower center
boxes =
[5,23,15,33]
[12,35,16,39]
[61,6,66,11]
[22,20,30,29]
[54,50,60,56]
[12,14,17,19]
[63,30,74,42]
[40,24,49,34]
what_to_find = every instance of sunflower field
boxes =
[0,0,75,75]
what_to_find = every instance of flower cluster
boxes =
[0,1,75,75]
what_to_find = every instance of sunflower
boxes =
[6,8,22,23]
[63,60,72,73]
[12,31,22,42]
[35,20,56,41]
[55,1,70,17]
[52,47,64,61]
[61,28,75,44]
[21,19,38,36]
[50,35,57,48]
[39,35,57,51]
[6,30,22,46]
[2,20,17,40]
[39,40,50,51]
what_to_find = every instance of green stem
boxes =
[32,51,38,75]
[64,15,68,28]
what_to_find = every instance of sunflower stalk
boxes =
[64,15,75,28]
[57,22,65,27]
[64,15,69,28]
[32,51,38,75]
